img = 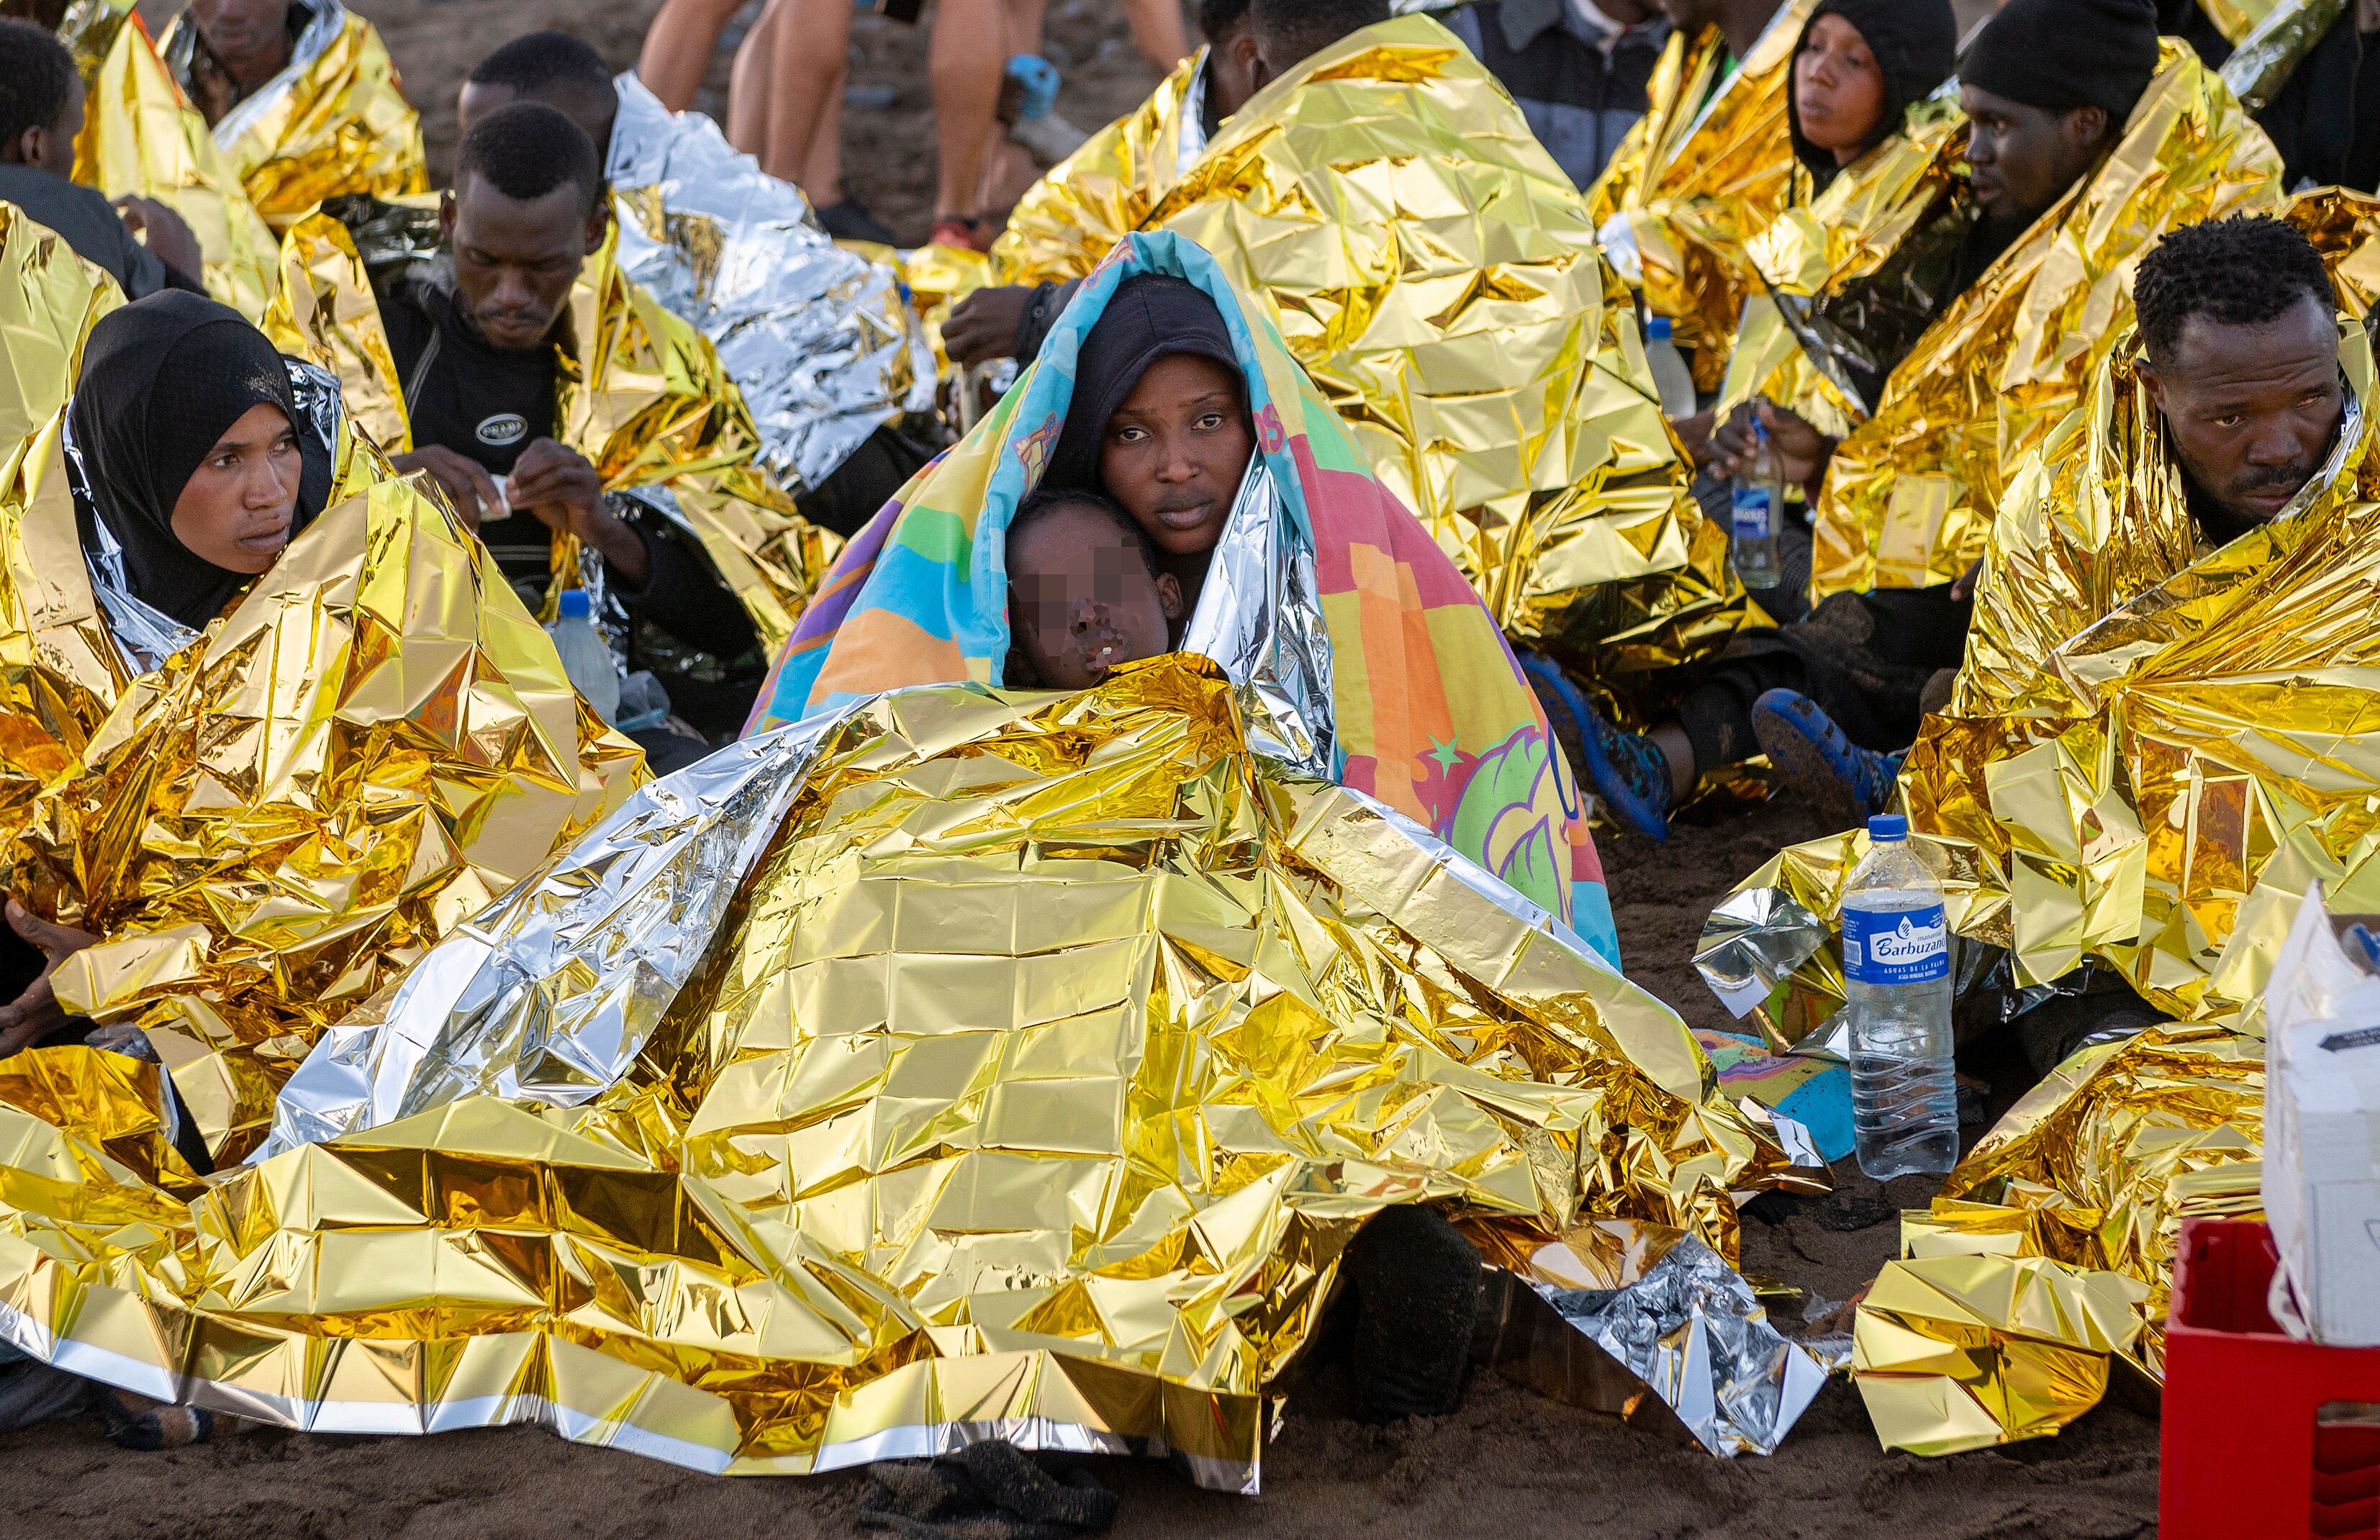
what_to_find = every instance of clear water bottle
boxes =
[547,588,621,725]
[1842,813,1958,1179]
[1644,314,1698,419]
[1730,416,1783,590]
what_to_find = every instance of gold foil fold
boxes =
[8,465,643,1163]
[70,10,281,319]
[0,201,121,461]
[157,1,428,233]
[1583,0,1814,389]
[0,656,1817,1482]
[1149,16,1733,676]
[1809,42,2281,600]
[990,48,1208,289]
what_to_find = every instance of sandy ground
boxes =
[3,3,2157,1533]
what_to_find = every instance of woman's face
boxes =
[169,402,299,574]
[1098,353,1254,558]
[1795,14,1888,163]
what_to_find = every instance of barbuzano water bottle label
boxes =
[1730,486,1772,538]
[1842,903,1950,985]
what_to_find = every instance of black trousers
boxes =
[1677,582,1973,774]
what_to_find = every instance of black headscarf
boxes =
[1963,0,2163,122]
[68,290,302,630]
[1786,0,1958,181]
[1045,275,1246,493]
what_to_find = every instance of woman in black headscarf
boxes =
[1786,0,1959,191]
[1043,273,1254,617]
[67,289,327,633]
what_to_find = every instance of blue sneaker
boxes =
[1521,653,1671,841]
[1750,688,1903,829]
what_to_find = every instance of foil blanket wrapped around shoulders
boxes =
[605,73,934,500]
[264,199,834,652]
[68,2,282,319]
[1807,39,2283,601]
[1696,191,2380,1456]
[1583,0,1814,391]
[992,16,1731,679]
[157,0,428,233]
[747,232,1619,966]
[0,361,643,1166]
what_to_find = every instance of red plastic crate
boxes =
[2163,1220,2380,1539]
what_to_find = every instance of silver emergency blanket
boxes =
[605,73,934,497]
[1480,1219,1833,1457]
[268,457,1334,1149]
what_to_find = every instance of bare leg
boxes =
[637,0,756,112]
[761,0,852,186]
[1117,0,1190,70]
[930,0,1004,225]
[1650,721,1697,802]
[725,0,780,155]
[800,81,845,205]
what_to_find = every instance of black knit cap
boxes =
[1787,0,1959,175]
[1962,0,2162,120]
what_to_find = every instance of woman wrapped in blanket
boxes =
[0,291,328,1066]
[747,232,1619,1419]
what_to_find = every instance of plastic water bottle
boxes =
[1644,314,1698,419]
[548,588,621,724]
[1730,417,1783,590]
[1842,813,1958,1180]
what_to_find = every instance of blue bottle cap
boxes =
[1645,315,1673,342]
[1868,813,1908,842]
[558,589,592,618]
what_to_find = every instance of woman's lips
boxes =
[1157,503,1212,531]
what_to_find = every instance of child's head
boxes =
[1005,487,1185,690]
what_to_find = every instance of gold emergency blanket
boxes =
[47,0,135,85]
[158,0,427,233]
[990,47,1209,288]
[1852,1023,2263,1452]
[281,205,833,651]
[1809,41,2281,600]
[1146,16,1730,676]
[1583,0,1814,390]
[0,657,1819,1482]
[6,463,643,1164]
[71,9,281,319]
[1716,97,1970,442]
[0,201,119,459]
[1701,193,2380,1053]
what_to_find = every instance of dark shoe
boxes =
[814,196,900,246]
[856,1439,1118,1538]
[1750,687,1901,829]
[1347,1206,1483,1423]
[1521,653,1671,841]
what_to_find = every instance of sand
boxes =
[2,4,2159,1533]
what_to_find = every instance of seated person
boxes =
[0,18,204,297]
[1575,0,2273,839]
[1003,487,1184,690]
[158,0,427,230]
[1445,0,1670,192]
[2,289,327,1061]
[1781,0,1956,199]
[751,233,1619,971]
[379,104,755,769]
[454,31,929,540]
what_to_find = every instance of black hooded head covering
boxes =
[1786,0,1959,179]
[1963,0,2163,122]
[1044,275,1248,494]
[68,289,303,631]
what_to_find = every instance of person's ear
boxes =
[1157,570,1185,622]
[2064,104,2109,155]
[2137,353,2168,419]
[439,187,458,243]
[584,195,610,255]
[1249,51,1275,94]
[8,124,42,168]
